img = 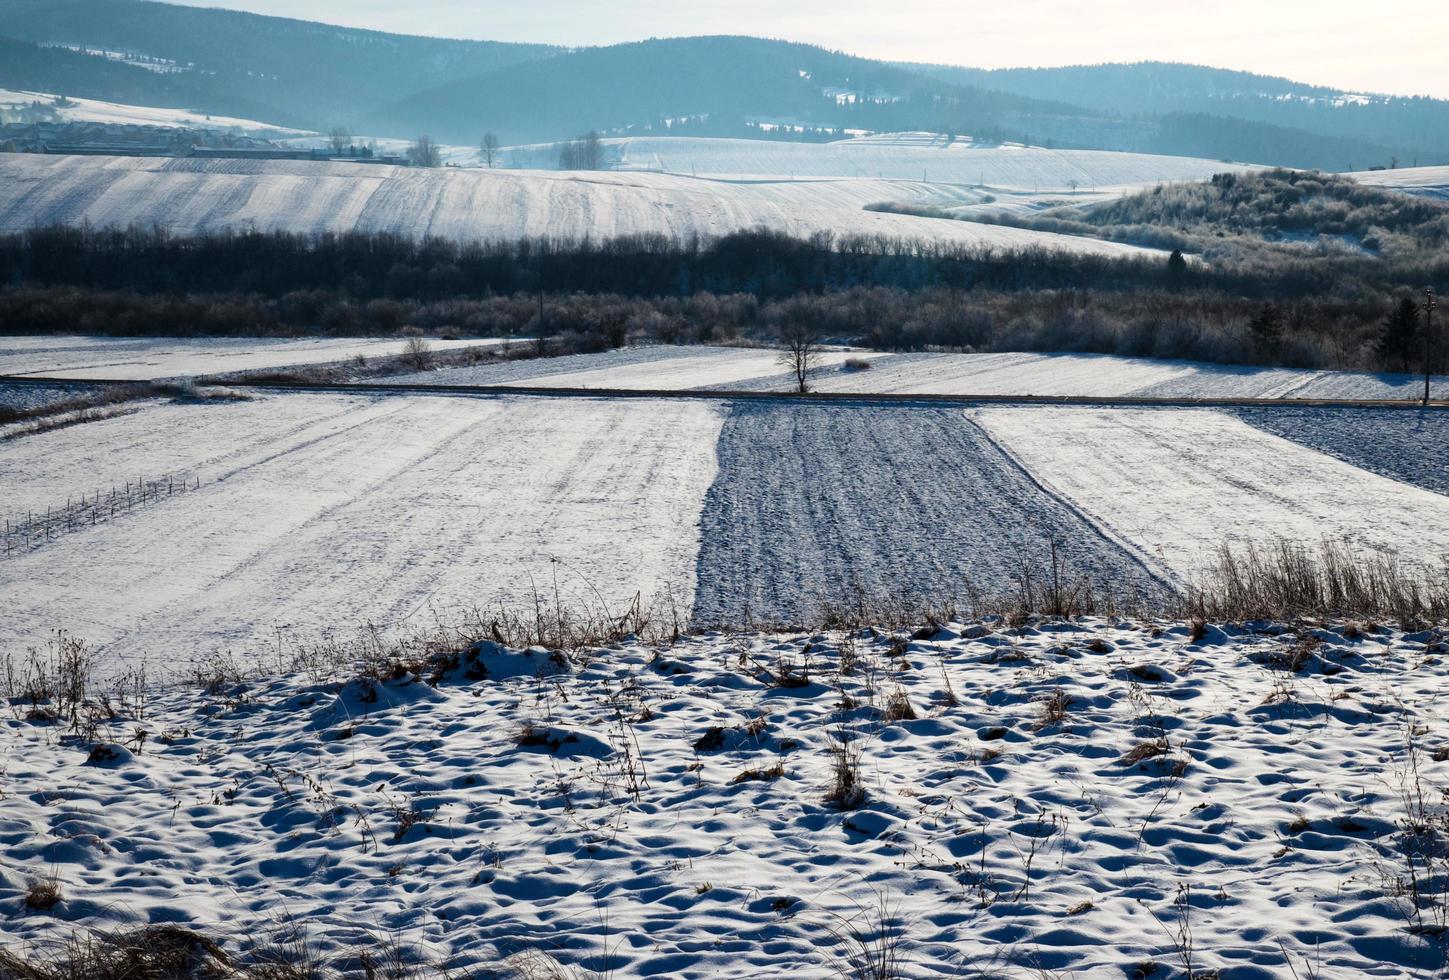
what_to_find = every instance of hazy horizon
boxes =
[162,0,1449,99]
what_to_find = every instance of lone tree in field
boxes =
[328,126,351,155]
[407,135,443,168]
[401,328,433,371]
[778,321,823,393]
[1378,296,1421,372]
[481,132,501,168]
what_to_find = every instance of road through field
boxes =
[0,394,723,678]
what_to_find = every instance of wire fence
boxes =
[3,473,202,558]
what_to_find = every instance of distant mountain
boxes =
[368,36,1082,146]
[0,0,560,129]
[1,2,1446,171]
[908,62,1449,169]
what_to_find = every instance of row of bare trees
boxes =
[328,125,505,169]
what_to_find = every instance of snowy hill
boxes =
[0,87,299,134]
[500,134,1261,190]
[0,153,1169,257]
[1354,164,1449,200]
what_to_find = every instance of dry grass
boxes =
[1118,738,1170,767]
[731,762,785,785]
[1187,539,1449,627]
[23,874,62,912]
[0,925,472,980]
[823,889,908,980]
[825,731,866,811]
[1035,688,1073,731]
[881,688,917,723]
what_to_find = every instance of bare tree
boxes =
[406,135,443,168]
[401,328,433,371]
[481,131,501,168]
[558,131,604,170]
[778,320,823,393]
[328,126,351,155]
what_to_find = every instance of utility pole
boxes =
[1425,286,1438,406]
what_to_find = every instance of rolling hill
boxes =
[0,153,1168,258]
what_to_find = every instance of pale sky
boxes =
[169,0,1449,98]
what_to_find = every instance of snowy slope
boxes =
[0,335,507,381]
[973,407,1449,584]
[501,133,1261,190]
[0,88,299,134]
[1353,164,1449,200]
[0,154,1169,257]
[4,619,1447,976]
[0,394,724,677]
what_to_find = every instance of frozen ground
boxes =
[4,619,1449,977]
[691,403,1168,625]
[394,346,1448,400]
[1235,406,1449,496]
[0,394,723,679]
[0,154,1167,258]
[0,335,505,381]
[500,133,1261,189]
[973,407,1449,585]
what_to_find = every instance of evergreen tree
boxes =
[1248,303,1282,355]
[1378,296,1421,371]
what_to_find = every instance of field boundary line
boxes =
[4,375,1447,410]
[962,410,1185,594]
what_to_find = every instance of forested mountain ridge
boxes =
[0,0,560,129]
[2,1,1446,171]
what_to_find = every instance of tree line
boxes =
[0,225,1440,375]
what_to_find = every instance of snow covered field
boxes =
[691,403,1167,625]
[0,394,723,678]
[1355,164,1449,201]
[501,133,1260,189]
[462,346,887,392]
[394,346,1449,401]
[1235,406,1449,495]
[5,618,1449,976]
[0,154,1168,257]
[0,335,505,381]
[973,407,1449,584]
[0,88,299,134]
[5,391,1447,678]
